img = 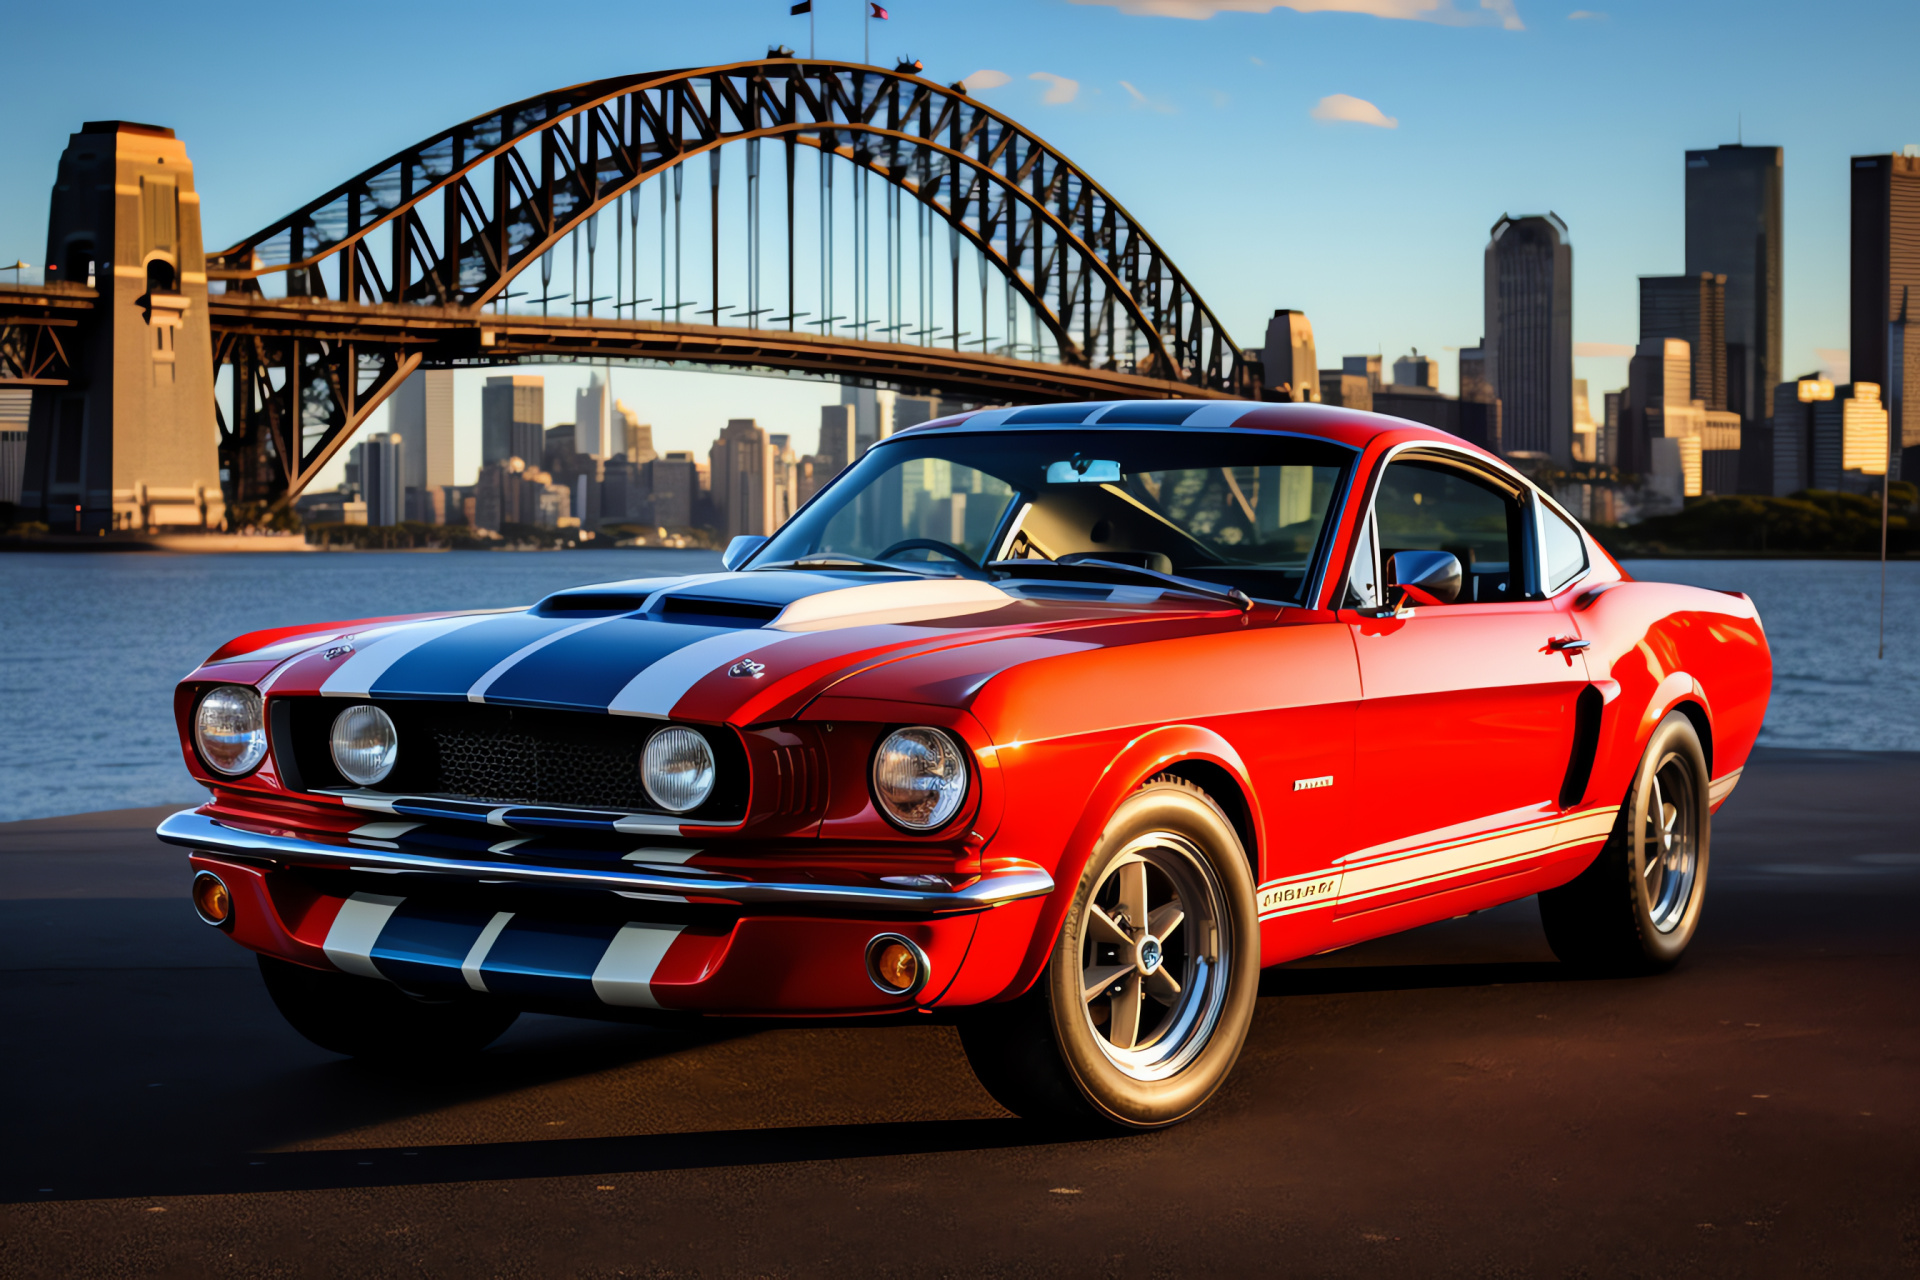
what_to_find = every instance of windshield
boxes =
[753,428,1355,604]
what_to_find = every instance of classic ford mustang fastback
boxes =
[162,399,1770,1129]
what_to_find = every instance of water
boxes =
[0,552,1913,824]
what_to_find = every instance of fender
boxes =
[981,722,1261,1005]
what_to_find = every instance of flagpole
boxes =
[865,3,869,65]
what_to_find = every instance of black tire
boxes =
[1539,711,1711,975]
[258,955,519,1061]
[958,776,1261,1130]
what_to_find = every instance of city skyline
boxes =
[2,0,1915,417]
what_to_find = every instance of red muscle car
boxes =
[161,400,1771,1129]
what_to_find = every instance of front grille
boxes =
[277,699,748,820]
[768,744,824,817]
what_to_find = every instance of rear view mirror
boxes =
[1045,457,1121,484]
[1385,550,1462,608]
[722,535,768,571]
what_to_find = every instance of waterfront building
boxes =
[644,453,700,529]
[1602,390,1624,469]
[1686,143,1784,489]
[1342,354,1384,395]
[710,419,775,539]
[351,433,405,527]
[1484,214,1574,462]
[0,387,28,505]
[474,456,569,531]
[1392,350,1439,390]
[1317,371,1372,413]
[1851,151,1920,481]
[1810,383,1891,493]
[481,376,544,467]
[574,372,614,458]
[1262,310,1319,402]
[1640,273,1728,410]
[1770,377,1833,494]
[818,404,858,476]
[387,370,455,522]
[1572,380,1598,463]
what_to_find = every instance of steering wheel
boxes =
[876,538,990,579]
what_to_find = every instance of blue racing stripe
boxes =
[367,902,492,992]
[481,617,736,712]
[477,916,626,1002]
[370,612,577,700]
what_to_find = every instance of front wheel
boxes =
[1538,710,1711,974]
[258,955,519,1061]
[958,776,1261,1130]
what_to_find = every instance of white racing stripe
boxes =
[460,912,515,992]
[322,893,405,980]
[605,629,795,718]
[591,922,687,1008]
[319,614,496,698]
[1338,807,1619,907]
[467,617,616,702]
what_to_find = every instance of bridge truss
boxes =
[208,57,1254,506]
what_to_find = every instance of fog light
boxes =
[865,933,929,998]
[191,871,233,927]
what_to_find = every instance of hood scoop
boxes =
[658,594,783,627]
[534,591,651,616]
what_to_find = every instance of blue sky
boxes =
[4,0,1914,480]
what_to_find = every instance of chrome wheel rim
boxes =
[1640,753,1699,933]
[1077,833,1230,1082]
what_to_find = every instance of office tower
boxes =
[1640,274,1727,410]
[482,375,544,465]
[1318,371,1372,413]
[1602,390,1624,469]
[0,387,28,505]
[1392,350,1440,390]
[1572,380,1597,463]
[1343,354,1383,394]
[842,385,896,449]
[574,372,612,458]
[1771,377,1832,494]
[1686,144,1783,431]
[1625,339,1740,495]
[893,394,942,432]
[769,433,799,526]
[387,368,455,495]
[616,403,656,463]
[355,433,405,527]
[1810,383,1891,492]
[818,404,858,475]
[1484,214,1574,461]
[1262,310,1319,402]
[644,453,699,529]
[710,419,774,539]
[1851,151,1920,481]
[1457,346,1491,403]
[474,456,569,531]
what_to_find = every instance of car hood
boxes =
[233,569,1237,726]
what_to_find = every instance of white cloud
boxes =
[1567,8,1607,17]
[1029,71,1080,104]
[963,68,1011,91]
[1069,0,1524,29]
[1118,80,1178,113]
[1310,93,1398,128]
[1574,342,1634,357]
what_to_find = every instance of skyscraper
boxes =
[1484,214,1573,461]
[709,419,774,540]
[387,369,455,521]
[574,372,611,458]
[818,404,858,475]
[482,376,544,465]
[1685,145,1783,431]
[1640,273,1727,410]
[1262,310,1319,402]
[1851,150,1920,479]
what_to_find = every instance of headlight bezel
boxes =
[869,725,972,833]
[329,703,400,787]
[192,684,269,778]
[642,725,719,814]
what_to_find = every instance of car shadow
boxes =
[1259,959,1594,998]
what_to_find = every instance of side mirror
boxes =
[721,535,768,571]
[1385,550,1462,609]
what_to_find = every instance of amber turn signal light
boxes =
[865,933,929,998]
[191,871,233,927]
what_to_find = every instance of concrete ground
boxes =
[1,748,1915,1277]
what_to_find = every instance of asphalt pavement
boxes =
[2,748,1915,1277]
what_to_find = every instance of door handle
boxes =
[1547,636,1591,652]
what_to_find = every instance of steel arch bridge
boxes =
[207,57,1255,505]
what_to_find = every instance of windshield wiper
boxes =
[987,559,1252,612]
[752,554,953,578]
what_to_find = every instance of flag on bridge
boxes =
[870,3,889,17]
[790,1,810,13]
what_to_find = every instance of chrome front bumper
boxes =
[155,809,1053,917]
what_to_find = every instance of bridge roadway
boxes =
[2,748,1913,1275]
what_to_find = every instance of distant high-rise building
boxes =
[1392,350,1440,390]
[1601,390,1624,469]
[387,370,456,506]
[616,402,656,463]
[1640,274,1728,411]
[1851,151,1920,481]
[355,433,405,527]
[1572,380,1598,463]
[1342,354,1383,395]
[710,419,774,539]
[0,387,29,505]
[1624,339,1739,495]
[644,454,699,529]
[893,395,941,433]
[1318,371,1371,413]
[818,404,858,475]
[1813,383,1891,493]
[574,372,612,458]
[1263,310,1319,402]
[473,456,569,531]
[842,385,896,449]
[1686,144,1783,432]
[1484,213,1574,461]
[482,376,544,465]
[1771,376,1834,494]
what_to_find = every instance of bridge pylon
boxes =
[20,121,224,533]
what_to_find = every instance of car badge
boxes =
[323,642,356,661]
[728,657,767,679]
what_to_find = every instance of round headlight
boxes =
[330,704,399,786]
[194,685,267,776]
[643,726,716,813]
[871,727,969,831]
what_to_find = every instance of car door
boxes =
[1336,450,1592,919]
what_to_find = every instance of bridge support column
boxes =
[20,121,222,533]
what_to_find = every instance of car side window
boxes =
[1371,458,1527,603]
[1344,512,1379,609]
[1541,503,1590,595]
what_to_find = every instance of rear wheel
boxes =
[958,776,1260,1130]
[258,955,519,1061]
[1538,711,1710,974]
